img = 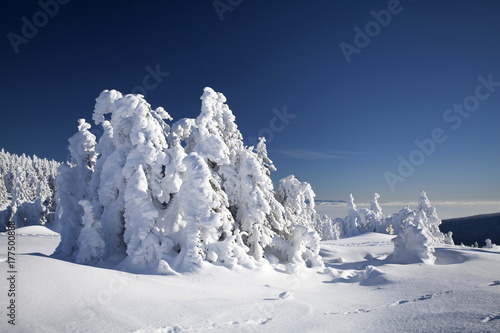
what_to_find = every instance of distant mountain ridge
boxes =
[315,200,347,204]
[441,212,500,246]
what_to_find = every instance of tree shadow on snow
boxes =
[320,246,474,286]
[23,252,50,257]
[321,249,388,271]
[434,248,468,265]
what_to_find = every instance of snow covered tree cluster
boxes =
[54,88,326,273]
[320,191,452,264]
[0,149,59,231]
[322,192,449,241]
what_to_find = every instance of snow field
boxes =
[1,228,499,332]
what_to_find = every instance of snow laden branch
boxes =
[53,88,324,274]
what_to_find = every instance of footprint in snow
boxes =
[482,313,500,323]
[279,291,293,300]
[325,291,454,316]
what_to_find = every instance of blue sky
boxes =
[1,0,499,203]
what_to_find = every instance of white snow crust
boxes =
[1,228,499,332]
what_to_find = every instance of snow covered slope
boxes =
[1,227,499,332]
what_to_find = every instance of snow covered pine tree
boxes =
[388,191,450,264]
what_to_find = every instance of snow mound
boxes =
[434,248,468,265]
[13,225,60,237]
[326,265,389,286]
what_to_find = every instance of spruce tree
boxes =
[54,119,97,258]
[344,194,363,237]
[416,191,446,244]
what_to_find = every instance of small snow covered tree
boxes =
[9,171,24,227]
[484,239,494,249]
[416,191,446,244]
[384,206,414,236]
[343,194,363,237]
[253,139,290,237]
[276,175,316,229]
[0,176,7,203]
[10,170,29,208]
[327,217,344,240]
[255,137,276,175]
[54,119,97,258]
[1,150,16,195]
[388,211,436,265]
[360,193,385,232]
[444,231,454,245]
[275,174,331,260]
[315,215,342,241]
[234,142,324,270]
[13,182,50,227]
[34,181,50,224]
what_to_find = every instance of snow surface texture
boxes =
[53,88,326,273]
[1,228,499,332]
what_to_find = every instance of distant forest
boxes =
[441,213,500,246]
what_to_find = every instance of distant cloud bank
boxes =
[316,200,500,220]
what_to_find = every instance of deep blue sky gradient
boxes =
[1,0,499,202]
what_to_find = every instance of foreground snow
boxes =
[1,227,499,332]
